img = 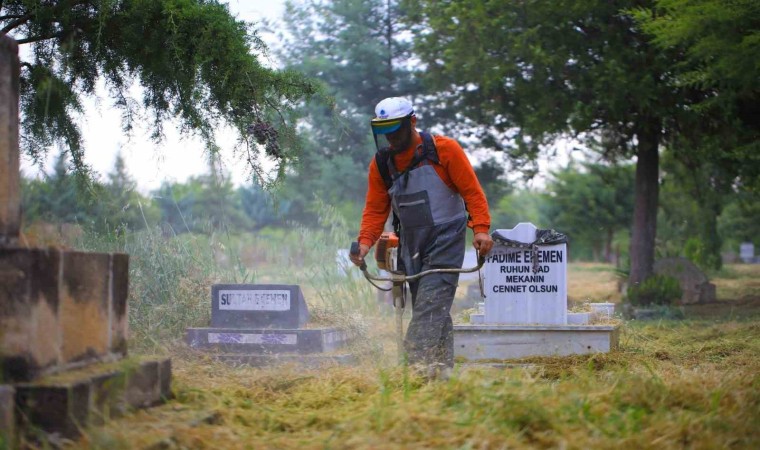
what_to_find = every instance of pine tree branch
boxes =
[0,12,33,33]
[16,31,65,45]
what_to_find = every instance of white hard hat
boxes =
[374,97,414,121]
[371,97,414,135]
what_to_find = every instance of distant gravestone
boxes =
[739,243,755,263]
[483,223,567,324]
[459,249,480,282]
[211,284,309,329]
[653,257,716,304]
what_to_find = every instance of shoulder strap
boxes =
[375,150,393,190]
[420,131,440,165]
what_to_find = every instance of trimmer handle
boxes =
[350,241,367,271]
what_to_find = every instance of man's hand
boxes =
[473,232,493,257]
[350,243,370,266]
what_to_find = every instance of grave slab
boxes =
[61,251,111,363]
[0,248,62,381]
[13,357,171,440]
[454,324,620,360]
[15,380,91,439]
[185,327,350,354]
[211,284,309,329]
[213,353,357,368]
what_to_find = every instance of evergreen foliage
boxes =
[273,0,425,224]
[402,0,758,283]
[2,0,318,181]
[546,162,635,262]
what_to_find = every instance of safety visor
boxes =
[370,115,410,135]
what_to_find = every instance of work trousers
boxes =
[400,216,466,368]
[405,271,459,368]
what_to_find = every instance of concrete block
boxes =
[15,380,91,438]
[185,327,350,354]
[158,359,172,401]
[61,251,111,363]
[0,35,20,244]
[0,385,15,449]
[211,284,309,329]
[110,253,129,356]
[469,314,485,324]
[0,248,62,382]
[125,360,161,408]
[454,324,620,360]
[567,312,590,324]
[90,371,127,425]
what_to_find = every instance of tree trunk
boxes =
[605,228,613,263]
[629,122,661,285]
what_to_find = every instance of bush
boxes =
[626,274,683,307]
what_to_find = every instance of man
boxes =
[350,97,493,375]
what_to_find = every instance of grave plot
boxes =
[185,284,355,366]
[454,222,620,360]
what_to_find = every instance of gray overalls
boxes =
[387,136,467,368]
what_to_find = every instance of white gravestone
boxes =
[483,223,567,324]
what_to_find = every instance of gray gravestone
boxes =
[653,257,716,304]
[739,242,754,263]
[211,284,309,329]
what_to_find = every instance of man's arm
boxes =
[351,159,391,266]
[436,136,494,256]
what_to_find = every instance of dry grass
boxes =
[567,262,624,304]
[73,315,759,450]
[49,217,759,450]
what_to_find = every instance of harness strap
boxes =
[374,131,438,190]
[374,131,439,235]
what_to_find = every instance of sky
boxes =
[20,1,288,193]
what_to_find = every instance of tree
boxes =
[274,0,424,225]
[101,151,153,232]
[22,151,87,224]
[473,156,513,207]
[634,0,760,184]
[403,0,721,284]
[1,0,317,181]
[634,0,760,269]
[546,162,635,262]
[719,193,760,253]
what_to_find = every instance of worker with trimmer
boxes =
[349,97,493,378]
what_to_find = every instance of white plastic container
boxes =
[589,302,615,318]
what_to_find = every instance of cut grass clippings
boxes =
[75,317,760,450]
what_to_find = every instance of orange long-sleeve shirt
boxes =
[358,133,491,248]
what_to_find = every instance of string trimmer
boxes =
[350,232,485,362]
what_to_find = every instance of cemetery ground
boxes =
[24,223,760,450]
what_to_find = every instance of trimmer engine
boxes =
[374,231,400,272]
